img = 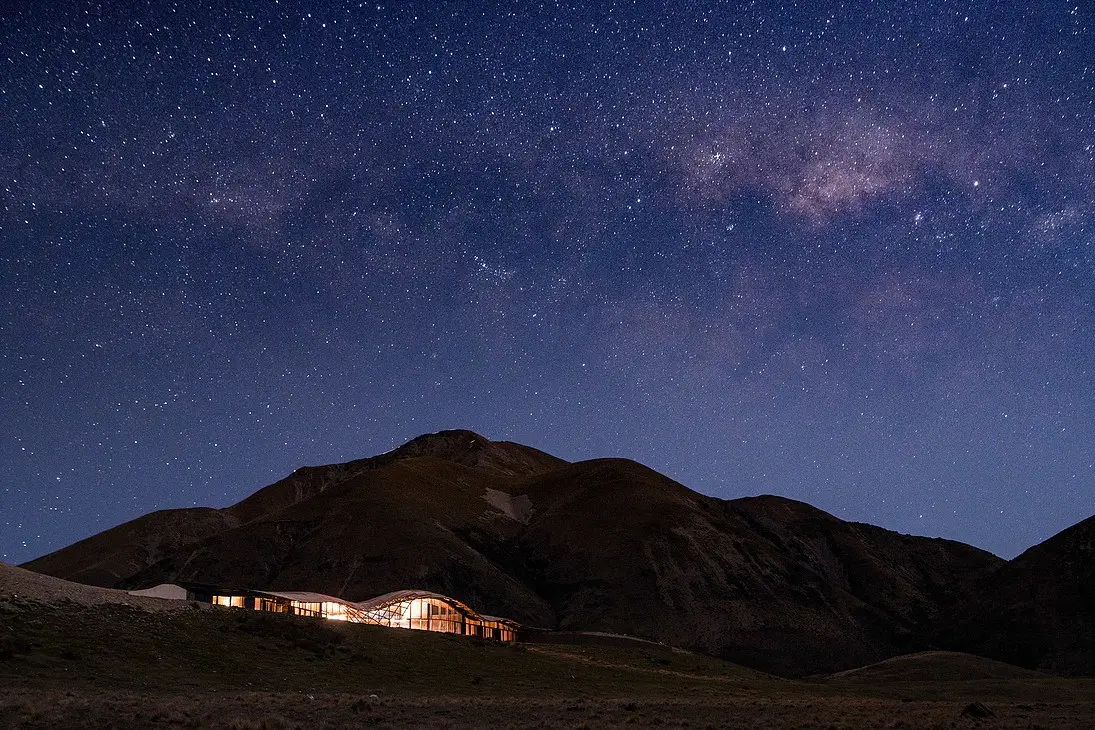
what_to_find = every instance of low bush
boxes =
[0,632,32,660]
[229,610,345,657]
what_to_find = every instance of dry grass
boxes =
[1,596,1092,728]
[0,596,763,697]
[2,689,1094,729]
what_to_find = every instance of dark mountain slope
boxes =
[513,459,1001,675]
[228,429,563,524]
[731,495,1000,639]
[225,459,374,526]
[21,507,239,588]
[939,514,1095,675]
[22,430,1087,678]
[124,455,556,626]
[377,429,566,477]
[25,430,563,589]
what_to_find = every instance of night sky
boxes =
[2,1,1093,564]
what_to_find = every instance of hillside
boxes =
[510,459,1000,675]
[20,429,1091,677]
[938,514,1095,675]
[3,563,1093,729]
[22,430,560,589]
[823,651,1045,683]
[20,508,240,588]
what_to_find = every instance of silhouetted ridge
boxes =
[381,429,566,477]
[730,494,843,523]
[939,514,1095,675]
[21,508,239,588]
[226,430,565,526]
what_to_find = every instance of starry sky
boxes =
[2,1,1093,564]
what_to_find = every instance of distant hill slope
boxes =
[823,650,1045,683]
[938,514,1095,675]
[21,507,239,588]
[20,429,1091,677]
[124,455,558,628]
[510,459,1000,675]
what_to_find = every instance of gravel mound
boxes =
[0,562,190,612]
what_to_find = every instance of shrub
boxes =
[230,611,345,657]
[0,632,32,660]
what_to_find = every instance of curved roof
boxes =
[257,590,350,604]
[480,614,519,626]
[353,589,518,626]
[177,583,519,627]
[354,589,477,614]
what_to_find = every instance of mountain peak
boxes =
[392,429,491,455]
[384,429,565,478]
[21,431,1092,678]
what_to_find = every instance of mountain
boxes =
[24,430,561,591]
[226,429,565,525]
[937,514,1095,675]
[20,507,239,588]
[508,458,998,675]
[21,429,1088,677]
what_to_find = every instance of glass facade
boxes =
[355,595,516,640]
[359,596,465,633]
[201,588,517,641]
[254,596,287,613]
[286,600,352,621]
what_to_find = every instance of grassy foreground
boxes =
[2,597,1092,728]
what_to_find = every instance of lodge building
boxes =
[129,583,518,642]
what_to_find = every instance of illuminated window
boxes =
[323,602,348,621]
[255,597,286,613]
[290,601,323,617]
[212,595,245,608]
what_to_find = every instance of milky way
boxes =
[2,1,1093,562]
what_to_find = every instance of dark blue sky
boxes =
[2,1,1092,563]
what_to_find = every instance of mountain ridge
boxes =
[19,429,1092,677]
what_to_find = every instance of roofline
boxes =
[254,590,349,604]
[169,582,519,626]
[354,589,480,617]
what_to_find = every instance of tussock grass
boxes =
[1,597,1092,728]
[3,689,1095,729]
[0,597,761,697]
